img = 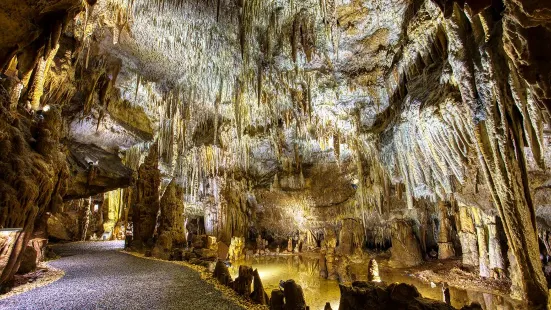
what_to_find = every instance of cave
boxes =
[0,0,550,309]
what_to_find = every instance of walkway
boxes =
[0,241,244,310]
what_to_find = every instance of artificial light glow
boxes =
[94,204,99,212]
[42,105,51,112]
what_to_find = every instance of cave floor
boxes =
[0,241,244,310]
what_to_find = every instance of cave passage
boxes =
[1,0,551,309]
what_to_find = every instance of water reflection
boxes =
[229,255,519,310]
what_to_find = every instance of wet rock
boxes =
[270,289,285,310]
[250,269,269,305]
[338,281,464,310]
[232,265,254,296]
[213,260,233,286]
[281,279,307,310]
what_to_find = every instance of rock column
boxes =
[437,201,455,259]
[131,143,160,249]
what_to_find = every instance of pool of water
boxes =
[228,255,518,310]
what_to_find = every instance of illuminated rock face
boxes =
[367,259,381,283]
[0,0,551,306]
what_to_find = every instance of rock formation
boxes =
[389,220,423,268]
[130,143,160,250]
[0,0,550,307]
[338,281,482,310]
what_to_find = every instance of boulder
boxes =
[152,232,172,260]
[217,241,230,260]
[194,248,217,260]
[16,246,37,274]
[206,236,217,250]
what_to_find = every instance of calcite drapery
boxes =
[389,220,423,268]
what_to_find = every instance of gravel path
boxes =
[0,241,244,310]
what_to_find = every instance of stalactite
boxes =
[28,21,63,111]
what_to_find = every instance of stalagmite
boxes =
[367,259,381,282]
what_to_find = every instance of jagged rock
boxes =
[64,142,134,200]
[232,265,254,296]
[457,206,479,266]
[270,290,285,310]
[338,281,479,310]
[323,303,332,310]
[213,260,233,286]
[228,237,245,261]
[250,269,269,305]
[389,220,423,268]
[16,246,37,274]
[281,279,307,310]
